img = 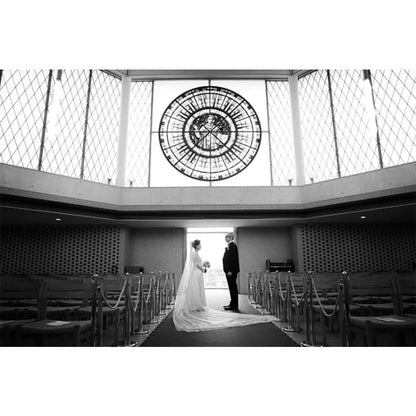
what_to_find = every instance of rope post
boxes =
[163,271,172,312]
[251,271,256,305]
[134,273,149,336]
[90,273,98,347]
[271,274,277,315]
[320,307,327,347]
[126,273,135,339]
[341,271,351,346]
[269,275,274,315]
[166,272,171,306]
[172,273,176,301]
[124,275,137,346]
[157,271,167,316]
[301,272,312,346]
[261,271,267,312]
[165,272,170,306]
[97,281,103,347]
[310,273,317,346]
[283,272,297,333]
[148,273,159,325]
[122,276,129,345]
[257,271,264,311]
[255,271,263,310]
[261,272,271,315]
[274,274,284,322]
[161,271,167,311]
[247,272,252,303]
[169,272,176,305]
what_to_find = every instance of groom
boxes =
[222,232,240,311]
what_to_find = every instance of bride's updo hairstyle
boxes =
[191,239,201,249]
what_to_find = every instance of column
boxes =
[288,74,306,185]
[116,75,132,186]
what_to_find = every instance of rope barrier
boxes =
[131,273,149,335]
[277,275,287,301]
[97,278,128,309]
[311,277,342,318]
[288,275,308,306]
[129,285,141,313]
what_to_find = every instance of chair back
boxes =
[98,274,128,296]
[289,272,307,294]
[345,271,400,315]
[395,270,416,296]
[395,270,416,314]
[311,273,342,297]
[276,272,288,286]
[43,276,93,304]
[0,275,44,304]
[347,271,397,297]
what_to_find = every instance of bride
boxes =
[173,239,277,332]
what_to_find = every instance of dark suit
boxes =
[222,241,240,308]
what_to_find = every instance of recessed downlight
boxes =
[360,215,366,219]
[56,218,62,221]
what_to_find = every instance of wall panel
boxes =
[298,223,416,272]
[0,225,122,275]
[127,228,184,280]
[238,227,293,294]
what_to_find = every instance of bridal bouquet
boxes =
[203,261,210,273]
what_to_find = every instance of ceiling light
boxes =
[56,218,61,221]
[360,216,366,219]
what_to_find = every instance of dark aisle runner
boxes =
[141,293,298,347]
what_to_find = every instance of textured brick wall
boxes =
[0,225,122,275]
[298,223,416,272]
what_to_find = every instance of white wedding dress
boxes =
[173,248,277,332]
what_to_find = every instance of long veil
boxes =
[173,242,194,317]
[173,243,277,332]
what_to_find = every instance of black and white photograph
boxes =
[1,1,415,415]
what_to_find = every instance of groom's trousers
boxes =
[226,272,239,308]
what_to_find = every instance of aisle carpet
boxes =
[141,291,298,347]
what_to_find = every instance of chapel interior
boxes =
[1,68,415,347]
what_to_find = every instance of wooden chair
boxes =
[154,271,171,317]
[19,276,95,346]
[0,319,37,346]
[345,271,404,346]
[0,275,43,345]
[395,271,416,315]
[307,272,350,346]
[347,271,400,315]
[0,275,44,321]
[253,271,270,314]
[26,276,91,321]
[251,270,264,310]
[142,273,158,325]
[348,315,416,346]
[274,272,288,322]
[79,274,128,347]
[265,272,276,315]
[247,272,255,304]
[283,272,307,333]
[128,273,149,336]
[351,270,416,346]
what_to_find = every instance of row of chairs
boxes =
[0,271,176,346]
[248,270,416,346]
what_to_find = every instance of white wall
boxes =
[237,227,293,294]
